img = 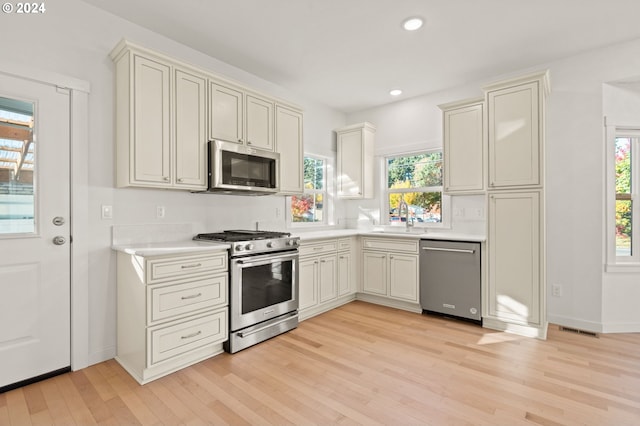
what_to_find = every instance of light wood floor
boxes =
[1,301,640,425]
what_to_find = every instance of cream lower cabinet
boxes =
[299,237,356,320]
[360,237,420,310]
[485,191,546,338]
[116,251,229,384]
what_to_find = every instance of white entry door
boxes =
[0,73,71,390]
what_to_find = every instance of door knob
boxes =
[53,236,66,245]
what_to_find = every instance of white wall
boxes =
[1,0,346,365]
[347,38,640,333]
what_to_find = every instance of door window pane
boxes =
[0,97,35,234]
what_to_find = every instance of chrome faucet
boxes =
[398,197,413,231]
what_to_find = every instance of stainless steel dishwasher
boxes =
[419,239,481,324]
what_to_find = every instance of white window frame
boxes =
[605,122,640,271]
[288,153,333,228]
[383,149,450,229]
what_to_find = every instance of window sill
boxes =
[605,263,640,273]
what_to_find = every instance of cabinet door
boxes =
[246,94,274,151]
[487,81,540,188]
[209,81,243,143]
[337,252,353,296]
[443,102,485,193]
[488,191,541,325]
[389,254,419,302]
[275,105,303,194]
[298,257,318,311]
[318,255,337,303]
[133,55,171,184]
[337,129,364,198]
[362,252,387,296]
[174,69,207,189]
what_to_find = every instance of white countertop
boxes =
[112,229,485,256]
[112,240,230,257]
[295,228,485,243]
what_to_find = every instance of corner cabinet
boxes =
[298,237,357,320]
[483,71,549,339]
[336,122,375,199]
[115,250,229,384]
[111,41,208,190]
[439,98,485,193]
[360,236,420,311]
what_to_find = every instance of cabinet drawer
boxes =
[299,240,337,257]
[147,253,227,284]
[361,237,419,254]
[149,274,228,324]
[337,237,353,251]
[148,309,228,366]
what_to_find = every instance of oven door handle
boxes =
[234,251,298,267]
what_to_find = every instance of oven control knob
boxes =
[287,239,298,246]
[245,243,254,251]
[235,244,244,251]
[266,242,274,248]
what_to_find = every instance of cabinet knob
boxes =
[177,178,183,183]
[247,141,252,145]
[163,176,170,182]
[238,138,243,143]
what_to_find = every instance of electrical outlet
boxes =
[156,206,165,219]
[552,284,563,297]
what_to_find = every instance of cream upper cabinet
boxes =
[275,105,304,194]
[440,98,485,193]
[209,81,243,144]
[111,42,207,190]
[245,93,274,151]
[336,122,375,199]
[126,54,171,186]
[484,72,549,189]
[174,68,208,188]
[208,83,274,151]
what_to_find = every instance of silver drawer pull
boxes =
[181,263,202,269]
[422,247,475,254]
[181,330,202,340]
[181,292,202,300]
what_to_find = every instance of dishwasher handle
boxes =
[422,246,475,254]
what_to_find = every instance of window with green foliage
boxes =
[291,156,326,223]
[615,135,635,257]
[385,151,443,225]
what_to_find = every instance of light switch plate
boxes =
[101,205,113,220]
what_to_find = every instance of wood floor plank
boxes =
[3,301,640,425]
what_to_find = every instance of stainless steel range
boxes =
[193,230,299,353]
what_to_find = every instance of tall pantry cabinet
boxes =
[483,71,550,339]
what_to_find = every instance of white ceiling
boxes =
[82,0,640,113]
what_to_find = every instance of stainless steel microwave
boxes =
[206,139,280,195]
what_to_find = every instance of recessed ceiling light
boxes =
[390,89,403,96]
[402,17,423,31]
